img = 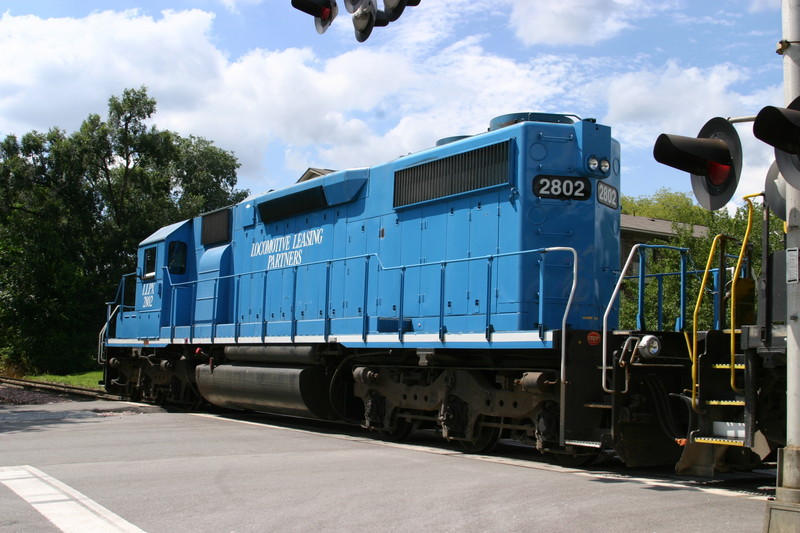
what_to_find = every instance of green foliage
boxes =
[622,187,710,226]
[618,189,784,333]
[24,371,104,390]
[0,87,247,374]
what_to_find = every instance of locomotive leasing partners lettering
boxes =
[250,228,325,269]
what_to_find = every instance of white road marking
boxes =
[0,465,146,533]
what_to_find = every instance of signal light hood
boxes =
[653,117,742,211]
[754,95,800,188]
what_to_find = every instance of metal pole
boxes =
[766,1,800,528]
[782,0,800,452]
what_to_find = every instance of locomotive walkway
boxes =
[0,396,773,532]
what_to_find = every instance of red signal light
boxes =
[706,160,732,186]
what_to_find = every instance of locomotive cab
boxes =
[115,220,195,342]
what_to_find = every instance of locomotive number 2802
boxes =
[597,181,620,209]
[533,175,591,201]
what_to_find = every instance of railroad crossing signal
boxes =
[653,117,742,211]
[349,0,388,42]
[292,0,420,42]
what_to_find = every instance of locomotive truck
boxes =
[100,112,786,473]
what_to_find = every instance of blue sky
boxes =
[0,1,785,205]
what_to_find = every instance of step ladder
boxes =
[677,329,757,475]
[692,333,748,447]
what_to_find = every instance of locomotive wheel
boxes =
[459,423,501,454]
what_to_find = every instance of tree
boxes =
[0,128,103,373]
[0,87,247,374]
[170,134,248,218]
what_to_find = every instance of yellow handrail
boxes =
[729,193,761,393]
[691,234,723,412]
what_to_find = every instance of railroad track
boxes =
[0,376,121,401]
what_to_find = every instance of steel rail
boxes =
[0,376,121,401]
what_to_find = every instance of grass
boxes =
[23,371,104,390]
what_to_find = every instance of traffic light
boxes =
[291,0,338,34]
[653,117,742,211]
[345,0,420,41]
[349,0,388,42]
[753,95,800,188]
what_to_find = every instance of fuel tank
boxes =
[196,364,333,419]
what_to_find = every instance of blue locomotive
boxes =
[101,112,784,471]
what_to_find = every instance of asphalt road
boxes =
[0,397,775,532]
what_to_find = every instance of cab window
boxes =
[168,241,187,275]
[143,247,156,279]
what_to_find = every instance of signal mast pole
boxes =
[768,0,800,527]
[783,0,800,454]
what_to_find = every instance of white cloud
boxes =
[503,0,669,46]
[748,0,780,12]
[603,61,750,145]
[672,12,738,27]
[299,37,584,176]
[382,0,494,56]
[215,0,266,14]
[0,9,224,134]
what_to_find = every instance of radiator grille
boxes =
[201,208,231,246]
[393,140,511,208]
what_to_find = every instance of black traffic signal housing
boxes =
[754,95,800,188]
[653,117,742,211]
[291,0,338,34]
[349,0,388,42]
[345,0,420,42]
